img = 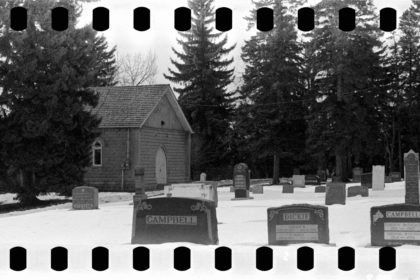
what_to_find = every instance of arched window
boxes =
[92,140,102,166]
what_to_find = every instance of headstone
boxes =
[72,186,99,210]
[292,175,305,188]
[267,204,329,245]
[165,183,217,206]
[361,173,372,189]
[200,172,207,182]
[325,182,346,205]
[360,185,369,197]
[251,184,264,194]
[385,176,392,183]
[305,175,320,185]
[282,184,294,194]
[347,186,361,197]
[230,186,234,192]
[371,204,420,246]
[390,172,402,182]
[352,167,363,183]
[232,163,252,200]
[404,150,420,205]
[314,186,326,193]
[372,165,385,191]
[134,167,147,199]
[132,197,218,245]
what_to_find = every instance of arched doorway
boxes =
[155,147,167,185]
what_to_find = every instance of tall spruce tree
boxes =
[238,0,307,184]
[398,1,420,154]
[0,0,117,205]
[165,0,235,179]
[305,0,384,180]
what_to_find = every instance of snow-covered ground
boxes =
[1,182,419,280]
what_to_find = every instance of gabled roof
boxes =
[89,85,193,133]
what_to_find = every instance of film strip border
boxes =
[6,246,397,271]
[8,6,397,32]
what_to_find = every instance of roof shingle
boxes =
[89,85,170,128]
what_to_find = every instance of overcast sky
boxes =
[79,0,413,86]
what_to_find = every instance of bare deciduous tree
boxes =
[116,51,158,86]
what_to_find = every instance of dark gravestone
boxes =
[360,185,369,197]
[347,186,361,197]
[371,204,420,246]
[251,184,264,194]
[267,204,329,245]
[352,167,363,183]
[361,173,372,189]
[385,176,393,183]
[132,197,218,245]
[233,163,251,199]
[72,186,98,210]
[282,184,294,194]
[325,182,346,205]
[315,186,326,193]
[404,150,419,205]
[305,175,320,185]
[390,172,402,182]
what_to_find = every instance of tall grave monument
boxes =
[372,165,385,191]
[232,163,253,200]
[404,150,419,204]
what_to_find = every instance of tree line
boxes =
[167,0,420,183]
[1,0,420,205]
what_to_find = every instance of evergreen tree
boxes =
[238,0,307,184]
[305,0,384,180]
[165,0,235,179]
[398,1,420,154]
[0,0,117,205]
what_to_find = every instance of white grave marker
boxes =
[372,165,385,191]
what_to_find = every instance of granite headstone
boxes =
[305,175,321,185]
[390,172,402,182]
[371,204,420,246]
[132,197,218,245]
[347,186,361,197]
[325,182,346,205]
[267,204,329,245]
[315,186,326,193]
[352,167,363,183]
[232,163,252,199]
[372,165,385,191]
[361,173,372,189]
[404,150,419,205]
[72,186,99,210]
[282,184,294,194]
[292,175,305,188]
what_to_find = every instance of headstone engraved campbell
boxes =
[404,150,419,205]
[372,165,385,191]
[72,186,99,210]
[325,182,346,205]
[232,163,252,200]
[267,204,329,245]
[132,197,218,245]
[371,204,420,246]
